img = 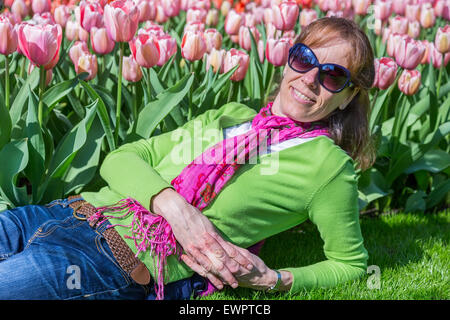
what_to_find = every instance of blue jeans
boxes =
[0,197,207,300]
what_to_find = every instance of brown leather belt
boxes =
[67,196,151,285]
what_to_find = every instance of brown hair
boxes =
[275,17,377,171]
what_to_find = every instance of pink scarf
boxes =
[91,102,330,299]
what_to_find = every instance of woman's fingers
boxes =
[210,233,254,271]
[181,254,224,290]
[187,244,239,288]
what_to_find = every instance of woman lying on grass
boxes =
[0,17,376,300]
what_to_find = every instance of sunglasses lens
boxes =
[320,65,349,92]
[290,46,315,72]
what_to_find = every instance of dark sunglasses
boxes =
[288,43,353,93]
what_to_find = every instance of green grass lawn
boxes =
[201,210,449,300]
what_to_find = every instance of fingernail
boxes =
[232,282,238,289]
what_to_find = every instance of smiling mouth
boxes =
[290,86,315,105]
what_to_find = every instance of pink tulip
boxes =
[221,1,232,16]
[122,55,143,82]
[223,48,250,82]
[69,41,89,66]
[75,53,98,81]
[129,33,160,68]
[0,16,18,56]
[238,25,260,52]
[428,42,450,68]
[224,9,243,35]
[79,0,104,32]
[392,0,410,15]
[389,15,409,34]
[4,0,14,8]
[398,69,421,95]
[188,0,210,11]
[0,11,18,25]
[407,21,420,39]
[387,33,407,57]
[31,0,51,14]
[65,19,80,41]
[79,25,89,42]
[184,21,206,33]
[91,27,116,55]
[32,12,56,25]
[265,37,290,67]
[271,0,299,31]
[435,25,450,54]
[374,0,393,21]
[206,48,225,73]
[420,3,435,28]
[373,57,398,90]
[181,30,207,61]
[17,22,62,70]
[155,4,169,24]
[154,34,177,66]
[135,0,156,22]
[299,8,318,27]
[354,0,372,16]
[11,0,29,21]
[394,36,426,70]
[206,9,219,26]
[265,22,283,40]
[161,0,181,17]
[263,7,274,25]
[405,3,421,22]
[186,8,206,24]
[54,5,71,28]
[141,21,165,37]
[104,0,140,42]
[434,0,450,19]
[257,39,265,63]
[204,28,222,53]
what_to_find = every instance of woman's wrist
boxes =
[150,187,188,220]
[266,269,293,292]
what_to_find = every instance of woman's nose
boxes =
[301,67,319,90]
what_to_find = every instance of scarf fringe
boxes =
[91,198,181,300]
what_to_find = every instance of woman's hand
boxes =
[150,188,254,290]
[182,244,294,291]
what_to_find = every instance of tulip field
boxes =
[0,0,449,216]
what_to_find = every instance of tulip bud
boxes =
[258,39,265,63]
[204,28,222,53]
[122,55,143,82]
[398,69,421,96]
[65,19,80,41]
[134,0,156,22]
[389,15,408,35]
[435,25,450,54]
[224,9,243,35]
[31,0,51,14]
[387,33,407,58]
[265,37,290,67]
[104,0,140,42]
[221,1,232,16]
[271,0,299,31]
[428,42,450,68]
[434,0,450,20]
[405,4,420,22]
[11,0,29,21]
[392,0,408,15]
[54,5,71,28]
[161,0,181,18]
[184,21,206,33]
[206,48,225,73]
[373,57,398,90]
[76,53,98,81]
[395,36,426,70]
[407,21,420,39]
[238,26,260,52]
[0,15,18,56]
[91,27,116,55]
[69,41,89,66]
[299,8,317,27]
[353,0,371,16]
[155,34,177,66]
[186,7,207,24]
[17,22,62,70]
[206,9,219,26]
[79,0,104,32]
[129,33,160,68]
[420,3,435,28]
[181,31,207,62]
[223,48,250,82]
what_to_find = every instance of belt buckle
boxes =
[72,203,87,221]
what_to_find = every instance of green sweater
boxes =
[81,102,369,295]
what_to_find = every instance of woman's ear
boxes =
[339,87,360,110]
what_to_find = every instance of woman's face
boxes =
[272,41,359,122]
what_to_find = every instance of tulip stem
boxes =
[263,64,275,107]
[38,66,46,127]
[5,55,10,110]
[187,62,195,121]
[114,42,125,146]
[437,55,445,99]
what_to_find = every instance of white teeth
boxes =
[293,88,313,103]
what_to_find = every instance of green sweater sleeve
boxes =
[280,160,369,294]
[98,102,256,211]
